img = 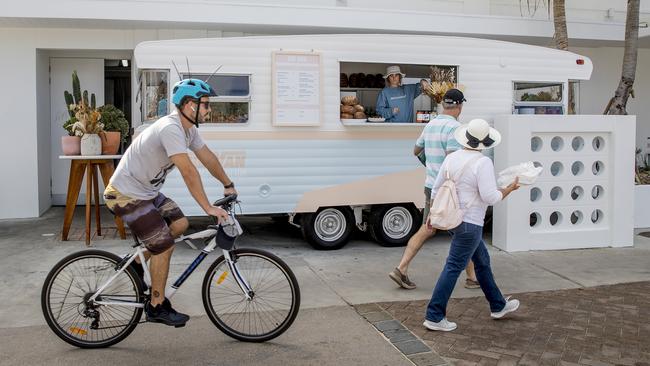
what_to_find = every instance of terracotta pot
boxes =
[101,131,121,155]
[81,134,102,156]
[61,136,81,155]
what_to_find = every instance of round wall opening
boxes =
[551,136,564,152]
[571,161,584,176]
[592,161,604,175]
[550,162,564,176]
[571,136,585,151]
[570,211,583,225]
[591,185,604,200]
[530,187,542,202]
[531,136,543,152]
[530,212,541,227]
[550,186,563,201]
[591,209,604,224]
[550,212,563,226]
[571,186,584,200]
[593,136,605,151]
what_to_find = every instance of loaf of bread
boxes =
[353,104,365,112]
[341,105,355,114]
[341,95,359,106]
[354,112,367,119]
[340,112,354,119]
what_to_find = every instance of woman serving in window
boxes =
[376,65,430,123]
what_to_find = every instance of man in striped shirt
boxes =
[389,89,479,290]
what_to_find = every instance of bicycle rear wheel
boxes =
[202,248,300,342]
[41,250,145,348]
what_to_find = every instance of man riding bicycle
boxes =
[104,78,236,327]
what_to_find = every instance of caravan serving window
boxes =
[339,62,458,124]
[182,74,251,124]
[140,70,169,122]
[513,82,564,115]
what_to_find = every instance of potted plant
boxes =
[61,116,81,155]
[63,71,103,156]
[97,104,129,155]
[71,93,104,156]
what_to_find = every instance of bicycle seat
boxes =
[213,194,238,207]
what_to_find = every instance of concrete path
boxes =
[1,208,649,365]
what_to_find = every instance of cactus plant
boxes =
[72,71,81,105]
[62,70,102,137]
[64,91,74,118]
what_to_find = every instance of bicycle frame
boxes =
[90,206,252,308]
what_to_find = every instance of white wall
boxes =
[574,47,650,150]
[0,26,230,219]
[0,30,39,219]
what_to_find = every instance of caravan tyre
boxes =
[369,204,421,247]
[301,207,353,250]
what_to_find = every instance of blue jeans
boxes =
[426,222,506,322]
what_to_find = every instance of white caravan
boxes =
[132,34,592,249]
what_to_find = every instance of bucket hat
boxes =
[384,65,405,79]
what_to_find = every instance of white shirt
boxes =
[430,149,503,226]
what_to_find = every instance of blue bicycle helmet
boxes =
[172,78,217,106]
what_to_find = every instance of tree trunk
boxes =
[552,0,569,50]
[605,0,640,115]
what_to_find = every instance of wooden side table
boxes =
[59,155,126,245]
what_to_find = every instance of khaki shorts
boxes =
[422,187,432,226]
[103,184,185,254]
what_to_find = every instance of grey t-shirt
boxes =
[110,110,205,200]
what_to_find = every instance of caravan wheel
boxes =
[301,207,353,250]
[369,204,421,247]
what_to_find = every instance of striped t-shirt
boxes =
[415,114,463,188]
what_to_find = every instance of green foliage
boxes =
[98,104,130,143]
[62,117,78,136]
[64,91,74,118]
[63,70,98,135]
[72,71,81,104]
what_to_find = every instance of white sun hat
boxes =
[454,118,502,150]
[383,65,405,79]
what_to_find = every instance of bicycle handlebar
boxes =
[212,194,238,208]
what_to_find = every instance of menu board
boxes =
[272,51,321,126]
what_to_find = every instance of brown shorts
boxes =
[104,184,185,254]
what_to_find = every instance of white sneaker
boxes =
[423,318,457,332]
[491,296,520,319]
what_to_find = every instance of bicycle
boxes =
[41,194,301,348]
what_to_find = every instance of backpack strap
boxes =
[452,154,483,210]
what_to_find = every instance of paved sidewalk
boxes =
[371,282,650,366]
[2,208,650,365]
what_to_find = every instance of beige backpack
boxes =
[428,155,482,230]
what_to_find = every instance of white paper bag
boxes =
[497,161,543,188]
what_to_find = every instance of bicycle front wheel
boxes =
[41,250,145,348]
[202,248,300,342]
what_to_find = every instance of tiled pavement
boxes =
[359,282,650,366]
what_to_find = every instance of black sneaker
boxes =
[145,298,189,327]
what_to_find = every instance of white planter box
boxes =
[635,185,650,228]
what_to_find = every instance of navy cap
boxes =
[443,89,466,104]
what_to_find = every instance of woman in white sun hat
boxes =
[422,118,521,332]
[375,65,431,123]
